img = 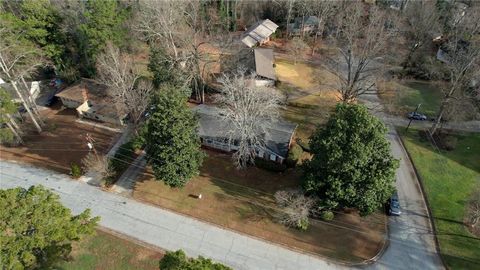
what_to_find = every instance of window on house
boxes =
[270,154,276,161]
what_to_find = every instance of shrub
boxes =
[159,250,231,270]
[296,217,309,231]
[320,211,334,221]
[441,135,458,151]
[70,163,82,178]
[295,138,310,153]
[254,158,287,172]
[274,189,316,231]
[286,144,303,167]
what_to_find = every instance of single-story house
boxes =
[241,19,279,48]
[192,104,297,164]
[0,80,40,103]
[55,78,127,126]
[287,16,319,36]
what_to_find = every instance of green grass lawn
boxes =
[399,81,443,116]
[399,129,480,269]
[55,229,163,270]
[380,80,443,117]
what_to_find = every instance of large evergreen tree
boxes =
[145,86,203,187]
[0,185,99,269]
[78,0,128,76]
[303,104,399,215]
[1,0,65,67]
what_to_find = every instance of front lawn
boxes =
[379,80,443,117]
[399,129,480,269]
[133,150,386,263]
[276,59,339,143]
[55,229,163,270]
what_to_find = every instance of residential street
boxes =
[0,160,347,270]
[366,131,444,270]
[1,152,444,270]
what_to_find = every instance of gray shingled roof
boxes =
[192,104,296,158]
[241,19,279,48]
[254,48,276,80]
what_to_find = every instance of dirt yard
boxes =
[0,105,120,174]
[134,150,386,263]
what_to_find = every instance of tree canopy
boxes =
[0,185,99,269]
[78,0,129,76]
[145,86,203,187]
[303,103,399,215]
[159,250,231,270]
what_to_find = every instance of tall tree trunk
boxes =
[12,81,42,133]
[7,114,22,134]
[5,121,23,144]
[430,101,446,135]
[20,76,44,125]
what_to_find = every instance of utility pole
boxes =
[85,133,97,156]
[406,103,421,132]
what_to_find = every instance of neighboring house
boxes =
[253,48,276,86]
[287,16,319,36]
[241,19,278,48]
[0,81,40,103]
[55,78,127,126]
[193,104,297,164]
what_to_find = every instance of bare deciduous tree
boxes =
[216,68,282,168]
[96,43,152,130]
[287,37,308,64]
[274,189,317,230]
[0,21,45,133]
[326,3,397,103]
[309,0,337,56]
[134,0,217,103]
[402,0,440,69]
[430,7,480,135]
[81,153,114,180]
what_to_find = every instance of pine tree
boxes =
[145,85,204,187]
[0,186,99,269]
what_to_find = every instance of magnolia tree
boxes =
[216,69,282,168]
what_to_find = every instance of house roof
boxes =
[0,81,36,100]
[192,104,296,158]
[254,48,276,80]
[241,19,278,48]
[56,78,125,118]
[55,78,109,103]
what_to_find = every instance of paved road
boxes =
[365,131,444,270]
[0,160,347,270]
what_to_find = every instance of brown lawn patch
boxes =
[0,104,120,174]
[133,150,386,263]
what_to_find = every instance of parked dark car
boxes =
[388,192,402,216]
[407,112,427,120]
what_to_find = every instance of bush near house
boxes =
[286,144,303,167]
